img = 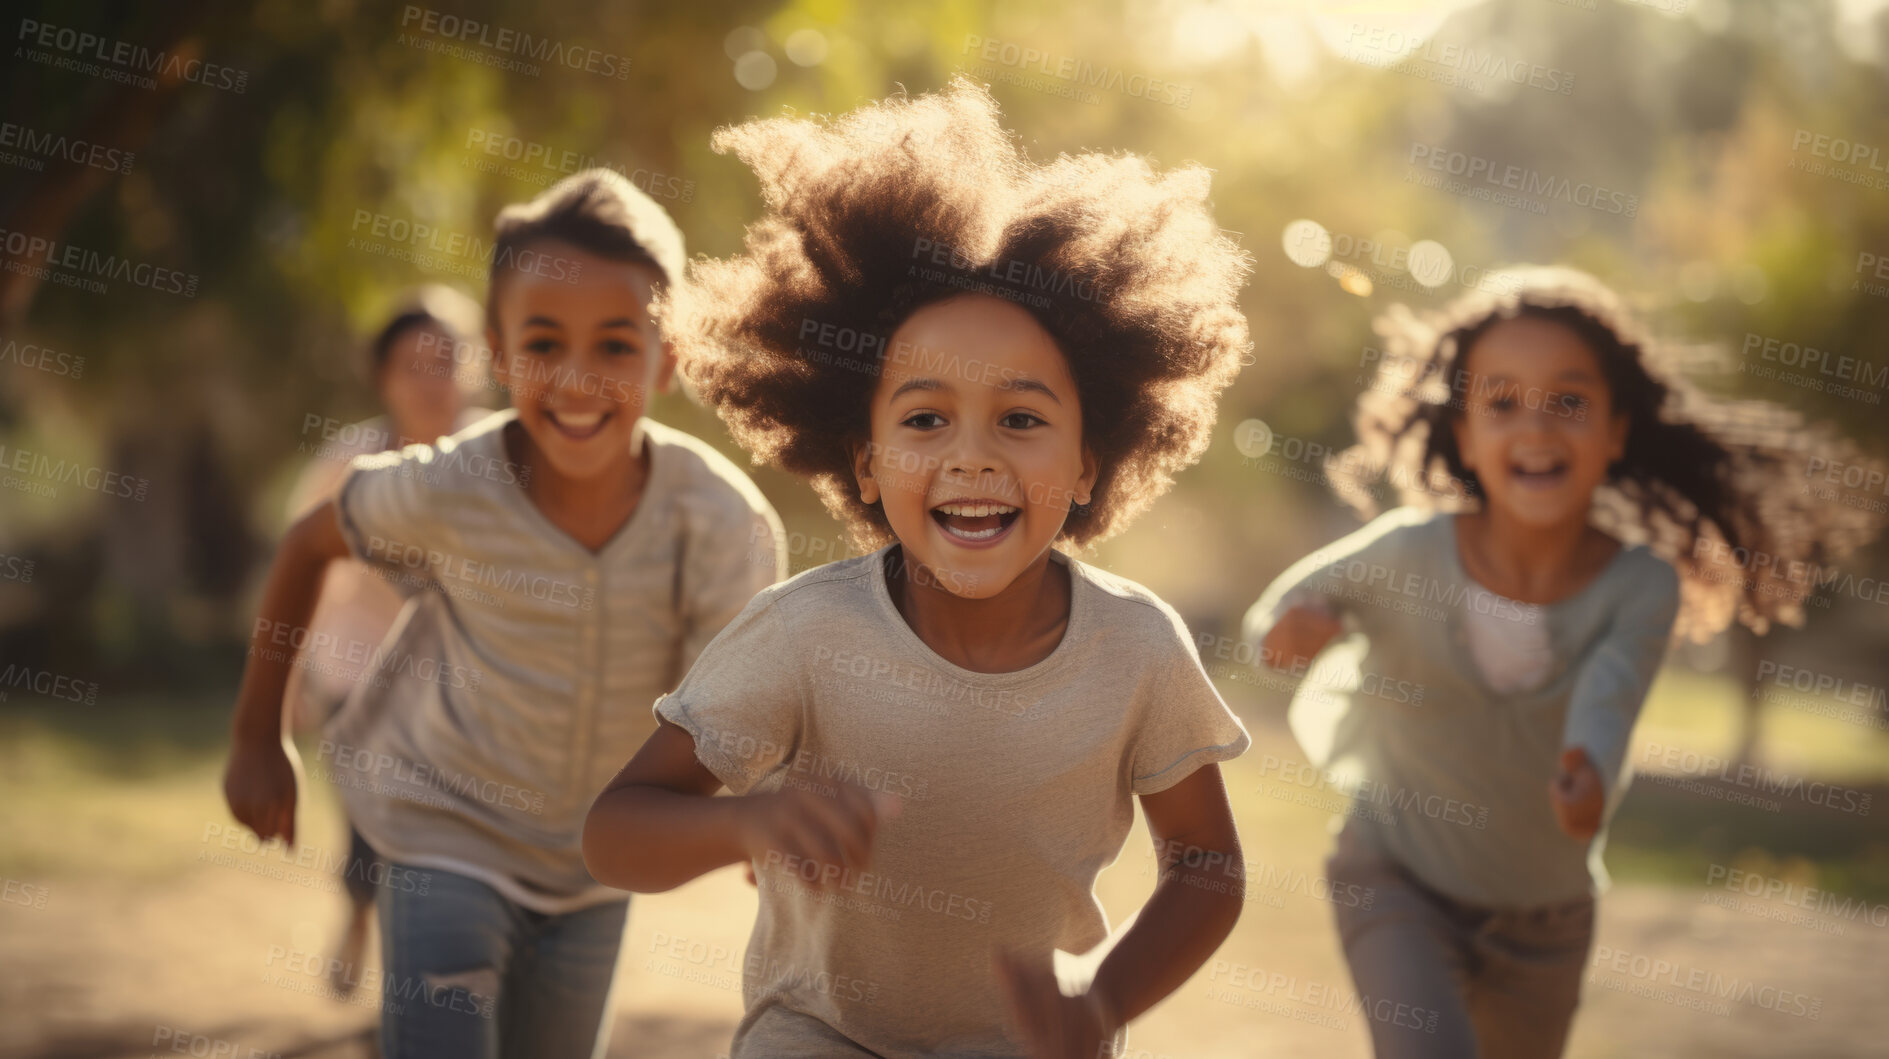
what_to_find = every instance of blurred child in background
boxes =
[1244,266,1885,1058]
[224,169,784,1059]
[281,284,486,992]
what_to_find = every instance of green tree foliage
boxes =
[1,0,1884,681]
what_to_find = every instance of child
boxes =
[582,80,1254,1058]
[222,169,785,1059]
[280,284,486,994]
[1243,266,1884,1059]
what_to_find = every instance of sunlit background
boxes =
[2,1,1887,1056]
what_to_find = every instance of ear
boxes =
[1606,408,1629,464]
[852,439,880,505]
[1451,414,1476,474]
[486,325,514,392]
[1074,444,1099,507]
[653,337,678,397]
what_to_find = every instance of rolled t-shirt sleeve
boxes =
[679,497,786,675]
[655,593,803,795]
[1130,616,1252,796]
[1562,557,1680,796]
[286,450,351,523]
[333,446,444,592]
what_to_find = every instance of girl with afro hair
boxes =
[584,79,1256,1058]
[1243,266,1886,1058]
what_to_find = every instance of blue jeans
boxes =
[375,864,629,1059]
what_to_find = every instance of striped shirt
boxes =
[325,409,784,912]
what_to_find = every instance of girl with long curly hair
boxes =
[1243,265,1885,1058]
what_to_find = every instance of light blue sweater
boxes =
[1243,507,1679,907]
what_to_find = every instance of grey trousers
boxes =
[1325,825,1595,1059]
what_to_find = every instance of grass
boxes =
[2,663,1884,902]
[1610,667,1889,902]
[1631,667,1889,785]
[1218,662,1889,904]
[0,690,349,881]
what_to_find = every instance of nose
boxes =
[943,425,1000,478]
[538,348,594,405]
[1516,399,1564,437]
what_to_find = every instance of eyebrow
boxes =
[521,315,641,332]
[1479,369,1601,385]
[889,377,945,401]
[999,375,1062,404]
[887,375,1064,404]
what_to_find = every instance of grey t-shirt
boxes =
[655,547,1251,1058]
[326,410,784,913]
[1241,507,1679,908]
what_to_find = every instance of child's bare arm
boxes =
[583,720,896,894]
[583,723,745,892]
[998,763,1243,1056]
[222,499,351,845]
[1260,603,1343,672]
[1094,762,1244,1023]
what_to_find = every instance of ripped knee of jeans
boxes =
[415,966,501,1018]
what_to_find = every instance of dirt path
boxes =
[6,843,1882,1057]
[2,723,1882,1058]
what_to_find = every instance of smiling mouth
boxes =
[1510,454,1569,488]
[930,500,1021,544]
[545,408,611,441]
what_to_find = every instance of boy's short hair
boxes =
[487,168,685,329]
[368,284,483,376]
[670,78,1252,549]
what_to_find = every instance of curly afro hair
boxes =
[1333,266,1886,641]
[665,78,1251,551]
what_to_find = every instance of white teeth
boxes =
[552,411,604,430]
[932,500,1018,544]
[932,501,1019,518]
[1515,456,1561,474]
